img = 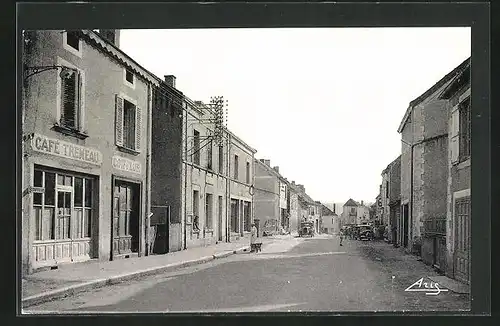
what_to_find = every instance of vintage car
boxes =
[358,224,374,241]
[299,221,314,237]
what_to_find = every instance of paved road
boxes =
[24,235,469,313]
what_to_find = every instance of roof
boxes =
[344,198,358,207]
[81,30,160,87]
[439,61,471,100]
[227,129,257,154]
[321,204,335,216]
[397,57,471,133]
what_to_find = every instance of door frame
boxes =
[110,175,143,261]
[452,189,471,284]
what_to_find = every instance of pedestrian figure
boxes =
[339,230,344,246]
[193,215,200,231]
[250,223,261,253]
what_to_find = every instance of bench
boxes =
[251,242,262,252]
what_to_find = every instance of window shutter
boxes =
[135,106,142,152]
[115,95,124,147]
[61,73,76,127]
[76,72,82,130]
[450,107,460,164]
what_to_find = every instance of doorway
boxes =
[112,180,140,258]
[454,196,470,284]
[218,196,223,241]
[402,203,409,248]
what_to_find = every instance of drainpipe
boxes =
[145,83,153,256]
[226,132,231,242]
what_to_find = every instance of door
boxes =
[112,181,139,257]
[454,197,470,284]
[218,196,223,241]
[55,188,72,263]
[402,204,409,248]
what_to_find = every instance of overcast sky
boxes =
[120,27,470,204]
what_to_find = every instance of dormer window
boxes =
[124,68,135,89]
[63,31,82,58]
[66,31,80,51]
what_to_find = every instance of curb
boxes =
[22,246,250,308]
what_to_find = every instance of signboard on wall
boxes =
[112,155,142,174]
[30,133,102,165]
[279,183,287,208]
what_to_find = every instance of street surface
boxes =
[24,235,469,313]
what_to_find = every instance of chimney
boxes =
[99,29,120,47]
[273,166,279,173]
[164,75,176,88]
[361,200,364,206]
[263,159,270,166]
[291,181,295,185]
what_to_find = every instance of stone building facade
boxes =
[439,59,471,284]
[21,30,159,274]
[397,58,470,261]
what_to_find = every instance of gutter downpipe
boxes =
[145,83,153,256]
[226,132,231,242]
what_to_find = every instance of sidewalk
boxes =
[22,237,254,308]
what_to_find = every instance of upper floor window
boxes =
[193,130,200,165]
[115,95,141,153]
[234,154,239,180]
[124,68,135,89]
[207,140,213,171]
[63,31,82,58]
[246,161,250,184]
[59,68,83,131]
[386,181,389,198]
[459,97,471,161]
[350,207,356,214]
[218,145,224,174]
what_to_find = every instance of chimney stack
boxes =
[292,181,295,185]
[361,200,364,206]
[164,75,176,88]
[273,166,279,173]
[263,159,270,166]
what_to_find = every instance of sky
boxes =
[120,27,470,204]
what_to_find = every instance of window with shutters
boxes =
[234,154,239,180]
[218,145,224,174]
[115,95,141,153]
[459,97,471,161]
[59,69,82,130]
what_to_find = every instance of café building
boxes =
[21,29,160,274]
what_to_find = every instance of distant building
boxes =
[341,198,359,226]
[320,204,338,234]
[379,156,401,244]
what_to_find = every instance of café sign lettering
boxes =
[112,155,142,174]
[31,134,102,165]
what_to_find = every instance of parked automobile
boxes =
[262,219,278,236]
[358,224,374,241]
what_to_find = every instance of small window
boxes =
[66,31,80,51]
[126,70,134,84]
[207,140,213,170]
[246,162,250,184]
[459,97,471,160]
[218,145,224,174]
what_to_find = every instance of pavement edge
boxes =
[22,246,250,309]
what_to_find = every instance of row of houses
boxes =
[20,29,331,276]
[377,57,471,285]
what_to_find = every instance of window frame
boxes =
[62,31,83,58]
[116,92,141,154]
[246,161,250,184]
[122,99,137,151]
[193,129,201,165]
[218,145,224,175]
[234,154,239,180]
[56,57,86,136]
[207,140,213,171]
[123,68,136,89]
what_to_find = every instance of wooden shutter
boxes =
[135,106,142,152]
[61,73,76,127]
[115,95,124,147]
[450,105,460,164]
[76,72,82,130]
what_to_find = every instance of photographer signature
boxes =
[404,277,449,295]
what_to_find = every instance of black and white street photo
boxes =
[20,20,475,314]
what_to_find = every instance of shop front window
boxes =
[33,168,93,241]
